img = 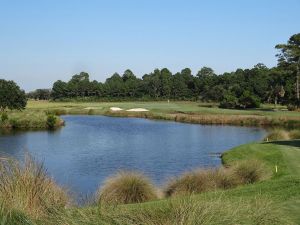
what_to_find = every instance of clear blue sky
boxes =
[1,0,299,91]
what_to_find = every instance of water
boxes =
[0,115,266,196]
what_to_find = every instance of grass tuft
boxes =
[0,154,69,219]
[98,171,158,205]
[164,169,216,197]
[231,159,266,184]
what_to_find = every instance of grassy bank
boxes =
[0,109,63,130]
[2,100,300,130]
[1,140,300,224]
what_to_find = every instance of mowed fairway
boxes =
[222,140,300,223]
[27,100,300,117]
[26,100,300,117]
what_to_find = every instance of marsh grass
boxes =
[98,171,158,205]
[0,154,69,219]
[264,129,290,141]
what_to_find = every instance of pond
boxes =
[0,115,266,197]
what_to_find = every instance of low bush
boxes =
[238,91,261,109]
[1,112,8,122]
[231,159,266,184]
[0,154,69,219]
[287,104,297,111]
[219,94,238,109]
[98,171,158,205]
[46,113,57,129]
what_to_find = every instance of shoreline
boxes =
[1,100,300,131]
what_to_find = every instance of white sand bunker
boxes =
[126,108,149,112]
[110,107,123,111]
[84,107,96,110]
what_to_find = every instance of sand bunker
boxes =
[110,107,149,112]
[126,108,149,112]
[110,107,123,111]
[84,107,95,110]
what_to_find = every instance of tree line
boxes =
[1,33,299,114]
[31,33,296,109]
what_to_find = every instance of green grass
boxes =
[104,140,300,224]
[1,100,300,223]
[0,140,299,224]
[2,100,300,129]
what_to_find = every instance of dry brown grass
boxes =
[98,171,158,205]
[264,129,290,141]
[0,154,69,219]
[164,169,217,197]
[289,129,300,139]
[208,168,238,189]
[231,159,267,184]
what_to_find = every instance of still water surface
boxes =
[0,115,266,196]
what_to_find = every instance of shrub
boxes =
[164,169,215,197]
[287,104,297,111]
[238,91,261,109]
[219,94,238,109]
[264,129,290,141]
[1,112,8,122]
[289,129,300,139]
[46,113,57,129]
[98,171,158,204]
[231,160,266,184]
[8,118,18,128]
[0,154,69,219]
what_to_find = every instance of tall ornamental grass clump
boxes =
[0,154,69,219]
[164,161,267,198]
[164,169,217,197]
[98,171,158,205]
[231,159,266,184]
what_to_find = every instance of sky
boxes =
[0,0,300,91]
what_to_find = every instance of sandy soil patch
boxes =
[110,107,123,111]
[126,108,149,112]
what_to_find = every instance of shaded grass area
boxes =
[3,100,300,130]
